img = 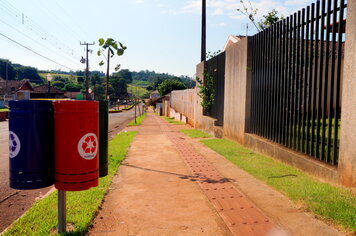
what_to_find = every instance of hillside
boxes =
[128,84,150,98]
[130,70,195,90]
[38,72,78,80]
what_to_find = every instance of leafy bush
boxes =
[196,72,215,112]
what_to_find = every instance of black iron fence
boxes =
[205,52,225,126]
[249,0,347,165]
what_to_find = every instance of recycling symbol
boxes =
[77,133,98,160]
[9,131,21,158]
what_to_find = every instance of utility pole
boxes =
[5,61,8,101]
[134,88,137,124]
[80,41,95,100]
[137,86,141,116]
[201,0,206,62]
[105,49,110,100]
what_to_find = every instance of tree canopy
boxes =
[112,69,132,84]
[109,75,128,101]
[237,0,282,32]
[0,59,43,83]
[15,66,42,83]
[97,37,127,98]
[129,70,195,90]
[157,79,187,96]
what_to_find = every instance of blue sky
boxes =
[0,0,313,77]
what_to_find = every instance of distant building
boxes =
[64,91,82,99]
[31,84,65,99]
[0,78,33,101]
[150,90,160,99]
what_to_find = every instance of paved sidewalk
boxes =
[89,112,342,236]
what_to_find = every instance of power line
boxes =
[32,0,83,42]
[0,31,75,71]
[0,0,82,60]
[0,18,81,67]
[53,0,91,40]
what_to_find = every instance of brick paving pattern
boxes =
[154,116,286,236]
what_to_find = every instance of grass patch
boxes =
[3,131,137,236]
[128,84,149,98]
[180,129,212,138]
[122,104,135,110]
[164,117,185,125]
[39,73,78,80]
[201,138,356,233]
[0,108,8,112]
[127,113,146,126]
[131,80,150,87]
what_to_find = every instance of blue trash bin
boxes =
[9,100,55,189]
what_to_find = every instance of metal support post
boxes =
[58,190,66,233]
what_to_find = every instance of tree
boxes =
[15,66,42,83]
[51,80,65,90]
[90,73,102,86]
[75,70,85,76]
[114,69,132,84]
[206,50,221,60]
[53,76,67,83]
[157,79,187,96]
[109,75,128,102]
[77,76,84,84]
[236,0,282,32]
[93,84,105,100]
[152,78,164,90]
[64,82,81,92]
[258,9,282,30]
[90,73,105,100]
[0,59,16,80]
[97,38,127,99]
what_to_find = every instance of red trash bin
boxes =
[54,101,99,191]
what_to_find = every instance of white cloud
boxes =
[180,0,306,20]
[214,22,227,27]
[136,0,145,3]
[285,0,311,6]
[213,8,224,16]
[182,0,201,13]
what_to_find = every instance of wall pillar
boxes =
[194,61,204,128]
[338,0,356,187]
[223,37,251,144]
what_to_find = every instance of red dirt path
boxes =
[89,112,343,236]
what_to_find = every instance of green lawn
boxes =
[131,80,150,87]
[127,113,146,126]
[122,104,135,110]
[201,138,356,234]
[164,117,185,125]
[39,73,78,80]
[180,129,212,138]
[128,84,149,98]
[2,131,137,236]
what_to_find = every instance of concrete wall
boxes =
[244,134,339,184]
[162,100,170,117]
[223,37,251,144]
[170,89,195,125]
[338,0,356,187]
[168,26,355,187]
[169,107,189,124]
